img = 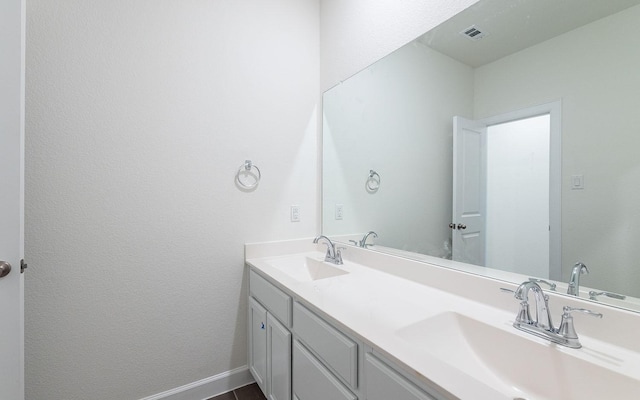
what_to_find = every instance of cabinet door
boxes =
[267,313,291,400]
[249,297,268,393]
[293,340,357,400]
[365,353,437,400]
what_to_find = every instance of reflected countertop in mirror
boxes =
[322,0,640,312]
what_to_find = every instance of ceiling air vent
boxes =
[460,25,488,41]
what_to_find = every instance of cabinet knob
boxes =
[457,224,467,230]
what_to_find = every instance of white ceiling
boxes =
[418,0,640,67]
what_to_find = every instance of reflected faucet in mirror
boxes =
[349,231,378,248]
[360,231,378,248]
[589,291,627,301]
[568,262,589,296]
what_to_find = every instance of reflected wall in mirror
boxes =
[322,0,640,309]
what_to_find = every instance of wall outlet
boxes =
[335,204,344,220]
[571,175,584,190]
[290,205,300,222]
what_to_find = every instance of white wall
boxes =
[23,0,486,398]
[320,0,480,91]
[323,43,473,256]
[25,1,318,399]
[474,5,640,296]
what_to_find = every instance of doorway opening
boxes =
[452,101,561,280]
[485,114,550,277]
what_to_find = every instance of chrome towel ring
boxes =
[366,170,380,192]
[236,160,261,190]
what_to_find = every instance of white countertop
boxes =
[246,245,640,400]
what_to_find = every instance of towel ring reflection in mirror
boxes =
[366,170,381,193]
[236,160,261,190]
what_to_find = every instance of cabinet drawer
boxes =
[365,353,437,400]
[250,269,292,327]
[293,340,357,400]
[293,302,358,388]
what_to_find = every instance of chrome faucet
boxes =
[313,235,343,265]
[359,231,378,248]
[567,262,589,296]
[505,280,603,348]
[514,281,554,330]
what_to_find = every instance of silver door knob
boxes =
[0,261,11,278]
[457,224,467,230]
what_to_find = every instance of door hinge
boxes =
[20,259,27,273]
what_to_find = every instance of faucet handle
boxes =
[335,246,345,262]
[562,306,603,319]
[528,278,557,291]
[558,306,603,345]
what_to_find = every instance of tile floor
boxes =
[207,383,266,400]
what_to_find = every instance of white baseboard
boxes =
[139,366,255,400]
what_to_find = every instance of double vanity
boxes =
[243,1,640,398]
[245,238,640,400]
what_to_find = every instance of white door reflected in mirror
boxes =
[452,106,558,279]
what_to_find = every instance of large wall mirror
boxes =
[322,0,640,312]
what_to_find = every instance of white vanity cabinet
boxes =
[247,265,448,400]
[249,270,292,400]
[267,313,292,400]
[249,297,268,391]
[292,339,357,400]
[364,352,440,400]
[292,302,359,400]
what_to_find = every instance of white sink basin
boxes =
[396,312,640,399]
[264,256,349,282]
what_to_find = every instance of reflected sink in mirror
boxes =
[263,256,349,282]
[396,312,640,399]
